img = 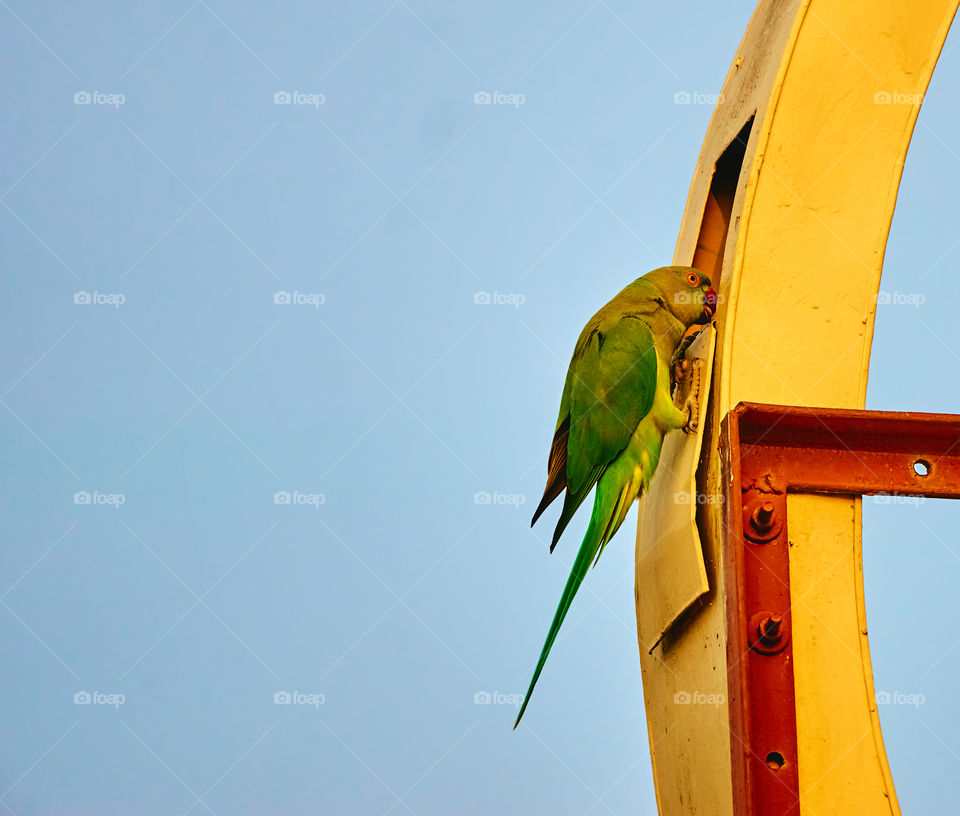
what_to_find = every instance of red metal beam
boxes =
[721,402,960,815]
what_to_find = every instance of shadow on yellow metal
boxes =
[635,1,959,814]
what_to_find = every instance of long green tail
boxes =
[514,494,615,728]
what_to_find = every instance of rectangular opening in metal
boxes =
[692,116,754,285]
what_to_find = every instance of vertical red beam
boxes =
[721,402,960,814]
[723,416,800,815]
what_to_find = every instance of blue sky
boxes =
[1,1,959,813]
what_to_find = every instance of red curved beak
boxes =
[703,288,717,318]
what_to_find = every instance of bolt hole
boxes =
[914,459,931,477]
[766,751,785,770]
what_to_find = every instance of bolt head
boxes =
[759,614,783,644]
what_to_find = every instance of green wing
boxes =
[518,315,660,727]
[531,314,658,550]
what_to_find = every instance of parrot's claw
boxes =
[670,330,699,367]
[681,394,699,434]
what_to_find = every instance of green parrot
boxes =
[515,266,716,727]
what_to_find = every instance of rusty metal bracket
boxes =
[722,402,960,816]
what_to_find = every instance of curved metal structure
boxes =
[635,2,960,814]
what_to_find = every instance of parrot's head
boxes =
[645,266,716,326]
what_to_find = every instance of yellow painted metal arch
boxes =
[635,1,959,814]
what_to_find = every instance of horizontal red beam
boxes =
[734,402,960,498]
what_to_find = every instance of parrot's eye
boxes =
[685,272,699,286]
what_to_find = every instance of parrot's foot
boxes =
[674,355,702,434]
[671,328,704,433]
